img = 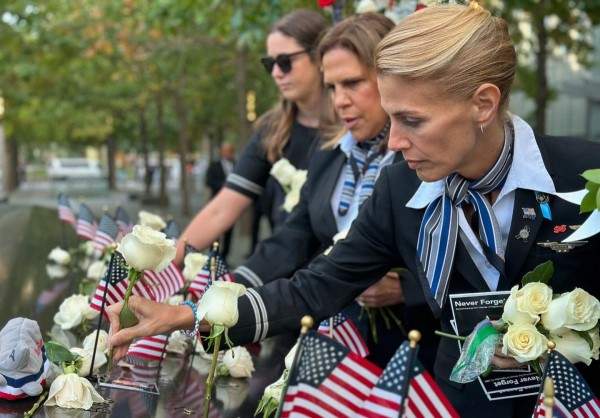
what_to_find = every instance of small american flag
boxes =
[359,341,458,418]
[92,214,119,252]
[126,334,168,362]
[318,312,370,358]
[115,206,133,235]
[188,253,234,299]
[89,252,156,312]
[533,350,600,418]
[163,220,180,240]
[143,262,185,302]
[282,331,381,418]
[76,203,97,240]
[57,193,76,226]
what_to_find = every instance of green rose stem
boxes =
[23,390,48,418]
[203,330,222,418]
[435,330,467,341]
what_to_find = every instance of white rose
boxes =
[48,247,71,265]
[46,264,69,280]
[542,288,600,332]
[86,260,107,281]
[270,159,296,187]
[502,286,538,325]
[183,253,209,282]
[166,295,184,305]
[118,225,176,272]
[54,295,98,330]
[552,329,598,366]
[222,346,254,378]
[197,281,246,327]
[290,170,307,190]
[81,241,95,257]
[285,342,299,370]
[70,347,107,377]
[264,372,286,401]
[166,331,189,355]
[516,282,552,319]
[215,379,249,411]
[138,210,167,231]
[502,323,548,363]
[83,330,109,354]
[45,373,105,409]
[282,187,301,213]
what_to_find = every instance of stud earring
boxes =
[480,124,485,134]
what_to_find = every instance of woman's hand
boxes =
[491,346,522,369]
[107,296,198,362]
[356,271,404,308]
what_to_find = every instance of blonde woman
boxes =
[175,10,328,264]
[109,4,600,416]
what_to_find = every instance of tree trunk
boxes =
[156,95,168,207]
[106,136,116,190]
[3,136,19,192]
[139,108,151,196]
[235,45,250,142]
[534,5,548,135]
[173,92,190,217]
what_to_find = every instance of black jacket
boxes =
[230,136,600,417]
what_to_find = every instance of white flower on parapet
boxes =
[264,372,286,402]
[197,282,246,328]
[166,294,184,305]
[118,225,176,272]
[86,260,107,281]
[502,286,538,325]
[83,330,109,354]
[502,323,548,363]
[45,373,105,409]
[356,0,378,13]
[138,210,167,231]
[53,295,98,330]
[183,252,209,282]
[216,378,249,411]
[46,264,69,280]
[542,288,600,332]
[166,331,189,355]
[48,247,71,265]
[551,328,600,366]
[285,342,299,370]
[222,346,254,378]
[270,158,296,187]
[70,347,107,377]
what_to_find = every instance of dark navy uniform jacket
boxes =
[228,135,600,417]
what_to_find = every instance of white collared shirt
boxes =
[405,115,556,290]
[331,131,396,232]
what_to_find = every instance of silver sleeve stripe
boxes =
[234,266,263,287]
[244,292,262,343]
[247,288,269,342]
[226,173,264,196]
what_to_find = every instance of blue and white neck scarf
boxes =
[338,124,390,216]
[416,123,514,310]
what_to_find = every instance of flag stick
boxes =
[543,377,555,418]
[274,315,314,418]
[398,329,421,418]
[88,270,111,380]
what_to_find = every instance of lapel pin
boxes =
[522,207,536,220]
[515,225,531,242]
[535,192,552,221]
[537,240,587,253]
[569,225,581,231]
[553,224,567,234]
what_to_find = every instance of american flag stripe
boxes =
[333,321,369,358]
[143,263,184,302]
[93,230,115,252]
[76,220,97,240]
[535,397,599,418]
[90,278,155,312]
[58,207,76,225]
[405,372,456,418]
[361,387,402,417]
[116,220,133,234]
[127,335,168,362]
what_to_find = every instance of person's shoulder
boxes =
[539,135,600,172]
[379,161,422,201]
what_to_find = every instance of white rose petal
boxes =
[197,282,246,327]
[552,329,596,366]
[290,170,307,190]
[282,187,301,213]
[542,288,600,332]
[166,331,190,355]
[502,323,548,363]
[86,260,107,281]
[502,286,538,325]
[183,253,209,282]
[54,295,97,330]
[46,264,69,280]
[264,372,286,401]
[285,343,299,370]
[166,295,184,306]
[48,247,71,265]
[45,373,105,409]
[83,330,109,354]
[516,282,553,318]
[222,347,254,378]
[138,210,167,231]
[117,225,176,272]
[270,159,296,187]
[70,347,107,377]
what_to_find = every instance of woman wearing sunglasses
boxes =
[232,12,436,368]
[175,10,328,263]
[109,4,600,416]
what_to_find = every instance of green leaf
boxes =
[521,261,554,286]
[596,187,600,211]
[585,181,600,193]
[582,169,600,184]
[574,330,594,350]
[529,359,543,376]
[45,341,78,365]
[580,190,597,213]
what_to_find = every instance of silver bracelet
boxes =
[180,301,200,338]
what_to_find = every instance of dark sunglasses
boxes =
[260,50,308,74]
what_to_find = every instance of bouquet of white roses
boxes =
[449,261,600,383]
